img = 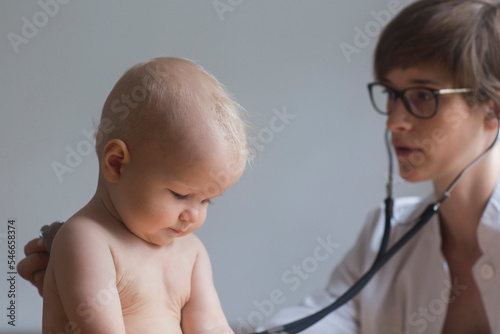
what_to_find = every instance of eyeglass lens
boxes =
[371,85,436,118]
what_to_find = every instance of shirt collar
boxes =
[477,177,500,252]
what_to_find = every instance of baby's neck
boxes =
[84,180,122,225]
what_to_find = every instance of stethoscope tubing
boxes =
[255,118,500,334]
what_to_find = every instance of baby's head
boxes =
[95,57,248,245]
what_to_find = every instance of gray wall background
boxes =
[0,0,429,332]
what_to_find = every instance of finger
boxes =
[23,238,46,256]
[17,252,49,282]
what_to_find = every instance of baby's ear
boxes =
[101,139,130,183]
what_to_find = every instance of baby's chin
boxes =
[140,235,176,247]
[149,239,175,247]
[124,225,177,247]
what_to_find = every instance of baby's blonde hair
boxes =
[95,57,248,160]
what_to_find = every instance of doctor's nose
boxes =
[386,98,413,133]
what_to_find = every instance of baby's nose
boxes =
[179,207,199,223]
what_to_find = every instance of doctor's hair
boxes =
[374,0,500,108]
[95,57,249,162]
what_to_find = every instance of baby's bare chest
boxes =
[111,242,196,323]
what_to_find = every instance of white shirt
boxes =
[260,181,500,333]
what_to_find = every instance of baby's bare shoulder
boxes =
[175,234,206,255]
[180,233,203,246]
[151,234,206,269]
[49,214,118,258]
[56,216,108,241]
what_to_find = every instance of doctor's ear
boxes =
[484,99,500,128]
[487,99,500,118]
[101,139,131,183]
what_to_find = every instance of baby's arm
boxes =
[43,220,126,334]
[181,237,234,334]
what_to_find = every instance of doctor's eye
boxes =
[413,89,434,102]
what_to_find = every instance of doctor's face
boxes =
[381,64,491,185]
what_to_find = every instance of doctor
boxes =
[18,0,500,332]
[260,0,500,333]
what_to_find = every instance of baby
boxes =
[42,57,247,334]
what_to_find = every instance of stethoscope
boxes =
[254,118,500,334]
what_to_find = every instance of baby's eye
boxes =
[170,191,187,200]
[202,198,213,205]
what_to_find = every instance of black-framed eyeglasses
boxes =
[367,82,472,119]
